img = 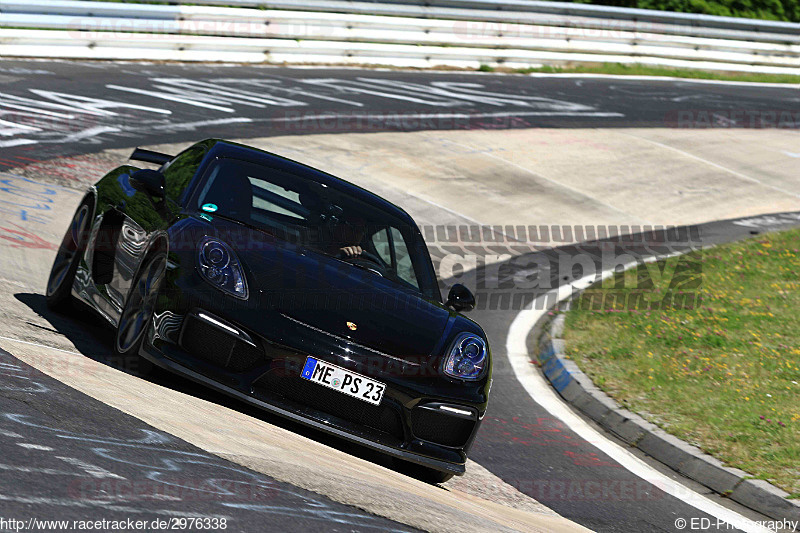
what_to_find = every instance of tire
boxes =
[46,198,93,311]
[113,248,167,376]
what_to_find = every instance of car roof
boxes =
[202,139,415,225]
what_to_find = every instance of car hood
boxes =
[203,216,452,359]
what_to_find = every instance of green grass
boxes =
[563,229,800,495]
[91,0,800,22]
[515,63,800,84]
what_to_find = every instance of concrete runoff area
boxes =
[1,126,799,531]
[13,128,799,231]
[262,128,800,227]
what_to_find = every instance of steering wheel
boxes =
[340,249,387,276]
[356,250,383,264]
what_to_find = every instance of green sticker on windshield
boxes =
[201,203,218,213]
[199,213,213,222]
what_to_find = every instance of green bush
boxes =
[92,0,800,22]
[573,0,800,22]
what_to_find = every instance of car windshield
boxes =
[194,157,439,299]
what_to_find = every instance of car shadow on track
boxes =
[13,291,437,484]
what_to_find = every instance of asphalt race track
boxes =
[2,60,800,532]
[3,60,800,161]
[0,347,417,532]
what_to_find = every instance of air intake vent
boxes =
[410,406,475,448]
[180,314,263,371]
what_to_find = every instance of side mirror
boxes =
[446,284,475,313]
[129,169,166,199]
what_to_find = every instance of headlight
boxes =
[197,237,248,299]
[442,332,488,380]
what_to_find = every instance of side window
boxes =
[161,145,206,204]
[391,227,419,289]
[370,228,391,265]
[368,226,420,290]
[248,176,305,219]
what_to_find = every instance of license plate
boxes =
[300,357,385,406]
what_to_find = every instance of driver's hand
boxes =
[340,245,362,257]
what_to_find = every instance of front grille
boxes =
[180,315,263,372]
[410,407,475,448]
[254,370,404,442]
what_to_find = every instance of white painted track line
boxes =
[616,132,800,200]
[0,335,82,357]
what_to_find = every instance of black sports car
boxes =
[46,139,491,482]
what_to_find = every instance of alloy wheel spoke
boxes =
[118,255,165,353]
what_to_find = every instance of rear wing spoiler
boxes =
[130,148,172,166]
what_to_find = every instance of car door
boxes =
[106,143,208,322]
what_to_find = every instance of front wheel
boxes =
[46,198,93,311]
[113,249,166,375]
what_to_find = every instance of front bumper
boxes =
[144,287,489,474]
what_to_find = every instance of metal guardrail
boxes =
[348,0,800,32]
[7,0,800,43]
[86,0,800,35]
[1,0,800,74]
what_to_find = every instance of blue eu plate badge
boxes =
[302,357,318,379]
